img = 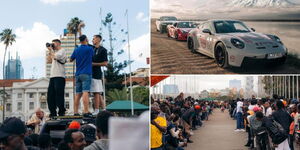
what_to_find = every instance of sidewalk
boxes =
[186,109,248,150]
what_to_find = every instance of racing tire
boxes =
[214,42,229,68]
[160,25,164,34]
[167,30,171,37]
[188,38,196,53]
[277,56,287,65]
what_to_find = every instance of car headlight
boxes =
[231,38,245,49]
[273,35,283,45]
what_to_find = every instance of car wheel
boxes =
[278,56,287,65]
[188,38,196,53]
[214,42,229,68]
[160,26,164,34]
[167,30,170,37]
[175,33,178,40]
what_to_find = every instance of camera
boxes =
[46,42,55,49]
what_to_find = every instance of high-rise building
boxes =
[229,79,241,90]
[46,30,78,78]
[245,76,255,98]
[257,76,267,98]
[5,52,24,79]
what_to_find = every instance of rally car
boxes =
[187,19,287,68]
[155,16,177,33]
[167,21,197,41]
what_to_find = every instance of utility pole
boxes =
[125,9,134,116]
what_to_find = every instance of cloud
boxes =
[123,33,150,65]
[40,0,88,5]
[136,12,149,22]
[0,22,58,78]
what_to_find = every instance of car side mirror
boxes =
[251,28,255,32]
[202,29,212,35]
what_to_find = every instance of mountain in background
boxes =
[228,0,296,7]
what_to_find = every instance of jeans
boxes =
[47,77,66,116]
[75,74,92,93]
[236,112,244,129]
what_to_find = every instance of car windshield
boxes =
[177,22,197,28]
[161,17,177,21]
[214,21,250,33]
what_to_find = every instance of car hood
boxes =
[178,28,193,32]
[160,21,177,24]
[224,32,275,45]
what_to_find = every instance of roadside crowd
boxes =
[228,95,300,150]
[151,92,215,150]
[0,110,113,150]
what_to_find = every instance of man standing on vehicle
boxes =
[90,35,108,115]
[70,35,94,117]
[46,39,67,117]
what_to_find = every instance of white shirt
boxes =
[265,107,272,117]
[236,101,243,113]
[50,48,66,78]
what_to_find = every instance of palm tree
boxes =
[67,17,84,100]
[0,28,16,121]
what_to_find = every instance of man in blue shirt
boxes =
[70,35,93,117]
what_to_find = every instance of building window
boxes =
[6,103,11,112]
[65,101,70,109]
[17,93,22,98]
[65,93,69,98]
[17,102,22,111]
[40,102,47,109]
[29,93,34,98]
[29,102,34,110]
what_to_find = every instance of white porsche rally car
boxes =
[156,16,177,33]
[187,19,288,68]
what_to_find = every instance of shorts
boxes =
[90,78,104,93]
[75,74,91,93]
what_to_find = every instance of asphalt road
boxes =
[186,109,248,150]
[151,19,300,74]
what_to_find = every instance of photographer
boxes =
[46,39,67,117]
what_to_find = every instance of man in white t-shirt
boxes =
[235,98,245,131]
[46,39,67,117]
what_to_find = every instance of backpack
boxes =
[263,117,288,144]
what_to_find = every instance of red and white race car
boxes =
[167,21,197,41]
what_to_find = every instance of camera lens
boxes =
[46,43,50,47]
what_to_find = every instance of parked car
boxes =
[156,16,177,33]
[187,19,287,68]
[167,21,197,41]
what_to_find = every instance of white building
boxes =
[0,78,94,123]
[257,76,267,98]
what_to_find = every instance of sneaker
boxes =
[234,129,240,132]
[187,139,193,143]
[83,112,93,118]
[74,113,81,116]
[240,129,246,132]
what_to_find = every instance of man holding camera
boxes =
[70,35,94,117]
[46,39,67,117]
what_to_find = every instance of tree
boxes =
[106,86,149,106]
[0,28,16,121]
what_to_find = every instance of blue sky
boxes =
[0,0,149,79]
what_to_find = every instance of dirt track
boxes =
[150,19,300,74]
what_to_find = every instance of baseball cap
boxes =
[253,106,261,112]
[68,121,81,129]
[0,117,27,139]
[194,105,201,110]
[80,124,96,142]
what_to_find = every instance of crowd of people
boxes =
[0,111,113,150]
[227,95,300,150]
[151,93,216,150]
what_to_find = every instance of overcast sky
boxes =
[151,0,300,20]
[0,0,149,79]
[152,75,259,94]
